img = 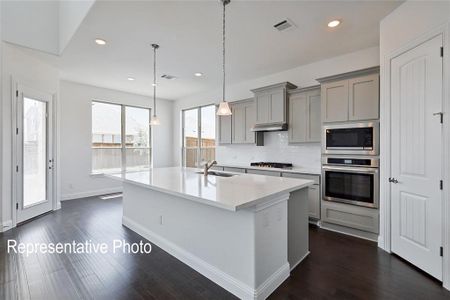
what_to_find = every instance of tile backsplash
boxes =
[216,131,321,169]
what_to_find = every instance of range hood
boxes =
[251,123,288,132]
[250,81,297,133]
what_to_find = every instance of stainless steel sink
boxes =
[196,171,235,177]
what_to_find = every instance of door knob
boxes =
[389,177,399,184]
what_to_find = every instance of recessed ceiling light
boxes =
[127,77,135,81]
[194,72,203,77]
[95,38,107,45]
[327,20,341,28]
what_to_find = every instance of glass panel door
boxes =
[200,105,216,165]
[23,98,47,207]
[16,84,54,224]
[183,108,199,167]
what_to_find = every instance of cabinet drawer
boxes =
[223,167,246,173]
[321,201,379,234]
[281,173,319,184]
[246,169,281,177]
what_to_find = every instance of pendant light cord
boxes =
[153,45,157,117]
[222,0,226,103]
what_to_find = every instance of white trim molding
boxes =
[61,187,123,201]
[122,216,291,300]
[1,220,13,232]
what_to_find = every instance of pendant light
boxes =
[150,43,161,125]
[216,0,232,116]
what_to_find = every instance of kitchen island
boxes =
[108,167,313,300]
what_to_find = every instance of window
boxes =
[91,101,151,174]
[182,104,216,167]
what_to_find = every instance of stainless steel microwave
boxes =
[322,121,379,156]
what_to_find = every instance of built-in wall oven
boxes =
[322,156,379,208]
[322,121,379,156]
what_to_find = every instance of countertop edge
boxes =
[105,173,314,211]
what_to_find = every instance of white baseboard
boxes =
[61,187,122,201]
[255,263,290,300]
[1,220,13,232]
[290,251,310,271]
[122,216,290,300]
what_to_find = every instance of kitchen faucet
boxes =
[203,160,217,176]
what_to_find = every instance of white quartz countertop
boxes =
[217,163,321,176]
[107,167,313,211]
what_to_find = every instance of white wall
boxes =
[59,0,95,53]
[60,80,174,200]
[2,1,60,55]
[173,46,380,168]
[1,0,95,55]
[1,43,60,227]
[378,0,450,290]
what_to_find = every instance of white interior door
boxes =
[390,35,443,280]
[16,85,54,223]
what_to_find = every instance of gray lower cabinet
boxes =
[223,167,246,173]
[282,172,320,219]
[321,200,379,234]
[246,169,281,177]
[288,86,321,143]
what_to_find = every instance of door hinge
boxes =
[440,180,443,190]
[440,246,443,257]
[16,128,19,135]
[16,90,19,97]
[16,203,18,210]
[441,47,444,57]
[16,165,19,172]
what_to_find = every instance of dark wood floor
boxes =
[1,197,449,300]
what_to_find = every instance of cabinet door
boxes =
[321,80,349,123]
[255,94,270,124]
[289,92,308,143]
[244,103,256,143]
[308,184,320,219]
[231,104,245,143]
[307,90,321,142]
[269,90,285,123]
[348,74,379,121]
[246,169,281,177]
[217,115,231,144]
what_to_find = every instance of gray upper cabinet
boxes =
[217,99,261,145]
[288,86,321,143]
[252,82,297,125]
[217,114,232,144]
[321,80,349,123]
[317,67,380,123]
[349,73,379,121]
[232,100,256,144]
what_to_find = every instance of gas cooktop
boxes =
[250,162,293,169]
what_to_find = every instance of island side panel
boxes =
[288,188,309,270]
[121,182,257,292]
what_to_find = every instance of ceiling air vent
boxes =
[273,18,296,32]
[161,74,176,80]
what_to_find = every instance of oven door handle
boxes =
[322,165,379,174]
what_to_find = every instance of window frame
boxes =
[91,100,152,174]
[181,104,216,168]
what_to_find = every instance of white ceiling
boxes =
[46,0,402,100]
